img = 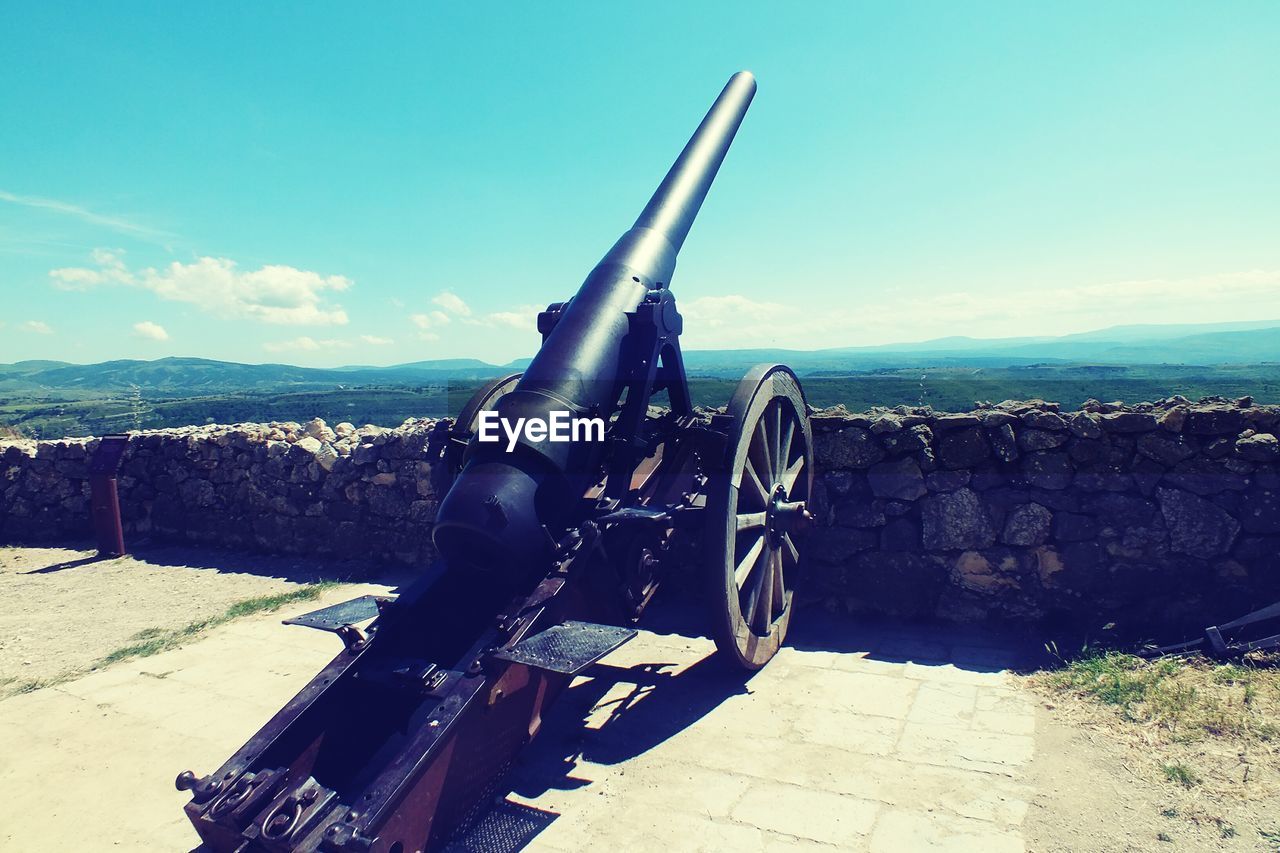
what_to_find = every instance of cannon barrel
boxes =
[432,72,756,571]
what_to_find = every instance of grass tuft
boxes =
[1161,762,1200,788]
[2,582,338,700]
[94,582,336,668]
[1037,651,1280,743]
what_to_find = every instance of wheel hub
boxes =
[765,483,810,546]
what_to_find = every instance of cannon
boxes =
[177,71,814,852]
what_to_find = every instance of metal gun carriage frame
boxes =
[178,71,814,853]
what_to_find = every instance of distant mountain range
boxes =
[3,319,1278,398]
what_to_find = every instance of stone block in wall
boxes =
[1021,450,1072,490]
[1099,412,1157,433]
[1184,406,1247,435]
[1018,429,1068,451]
[937,428,991,468]
[988,423,1018,462]
[1157,487,1241,559]
[1137,432,1196,466]
[1236,433,1279,462]
[846,551,947,618]
[1000,503,1052,546]
[922,487,996,550]
[1240,484,1280,534]
[866,457,926,500]
[814,426,884,470]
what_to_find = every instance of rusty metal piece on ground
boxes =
[178,71,816,852]
[1141,599,1280,659]
[88,434,129,557]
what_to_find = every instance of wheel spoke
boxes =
[742,456,770,507]
[750,415,773,488]
[777,415,794,481]
[781,454,806,493]
[753,546,775,633]
[771,548,785,613]
[734,534,766,589]
[781,532,800,567]
[770,404,783,482]
[736,511,767,532]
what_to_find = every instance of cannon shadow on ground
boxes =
[490,596,1047,849]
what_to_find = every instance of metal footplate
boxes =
[282,595,393,631]
[444,800,558,853]
[492,621,637,676]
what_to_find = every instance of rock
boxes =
[1136,432,1195,467]
[925,470,970,492]
[313,442,339,472]
[1021,451,1072,490]
[951,550,1019,592]
[815,427,885,470]
[1099,412,1157,433]
[834,501,886,528]
[1022,411,1067,431]
[303,417,336,442]
[1067,412,1103,439]
[870,414,903,434]
[937,428,991,468]
[882,424,932,454]
[1018,429,1069,451]
[1001,503,1052,547]
[880,517,921,551]
[867,457,926,501]
[1052,512,1098,542]
[1240,485,1280,534]
[808,526,878,562]
[334,422,356,437]
[976,410,1018,428]
[1185,407,1246,435]
[989,423,1018,462]
[294,436,323,456]
[1157,487,1240,558]
[1158,406,1188,432]
[1235,433,1279,462]
[932,413,981,430]
[922,488,996,550]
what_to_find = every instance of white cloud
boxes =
[22,320,53,335]
[132,320,169,341]
[410,311,450,330]
[264,336,322,353]
[50,249,352,325]
[480,306,541,330]
[0,189,174,242]
[678,270,1280,350]
[432,291,471,316]
[360,335,394,345]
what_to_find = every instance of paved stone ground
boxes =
[504,607,1035,852]
[0,588,1037,852]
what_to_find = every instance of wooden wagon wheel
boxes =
[707,364,814,670]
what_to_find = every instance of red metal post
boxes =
[88,435,130,557]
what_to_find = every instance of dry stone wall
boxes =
[2,399,1278,632]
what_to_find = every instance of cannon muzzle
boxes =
[433,72,757,571]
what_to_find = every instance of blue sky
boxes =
[2,2,1278,367]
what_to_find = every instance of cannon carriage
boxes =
[177,71,814,852]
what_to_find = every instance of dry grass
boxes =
[0,582,337,699]
[1034,650,1280,802]
[1039,652,1280,744]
